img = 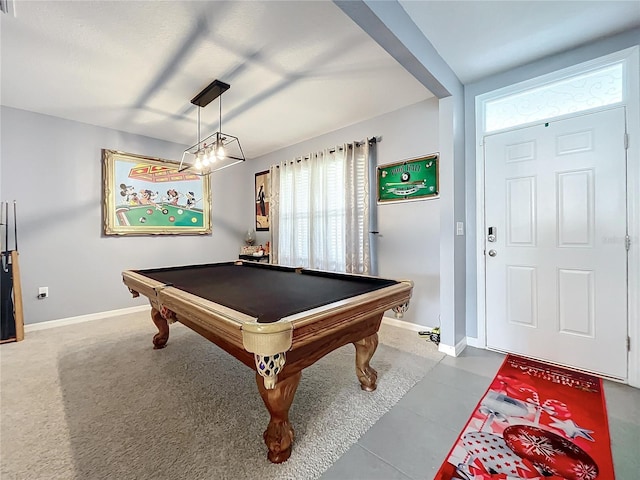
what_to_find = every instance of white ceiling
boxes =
[1,1,638,160]
[400,0,640,84]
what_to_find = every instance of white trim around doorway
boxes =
[473,46,640,388]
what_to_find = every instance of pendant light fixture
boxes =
[179,79,245,175]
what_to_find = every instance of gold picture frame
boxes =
[102,149,211,235]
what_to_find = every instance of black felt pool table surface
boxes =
[136,262,397,324]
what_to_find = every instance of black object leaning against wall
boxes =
[1,201,21,343]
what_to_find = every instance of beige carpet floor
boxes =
[0,310,444,480]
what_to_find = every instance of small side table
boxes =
[239,254,270,263]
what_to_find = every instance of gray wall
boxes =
[463,27,640,339]
[244,98,441,328]
[0,106,245,324]
[0,100,440,328]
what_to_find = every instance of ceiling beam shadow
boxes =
[210,32,371,129]
[133,18,210,110]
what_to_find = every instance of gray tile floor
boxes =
[321,347,640,480]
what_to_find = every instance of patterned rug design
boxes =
[435,354,614,480]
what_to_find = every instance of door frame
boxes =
[473,46,640,387]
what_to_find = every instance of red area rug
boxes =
[435,354,614,480]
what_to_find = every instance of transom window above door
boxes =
[484,62,624,133]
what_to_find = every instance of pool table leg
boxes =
[150,307,170,349]
[354,333,379,391]
[256,371,302,464]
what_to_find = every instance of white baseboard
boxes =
[381,316,432,332]
[438,336,467,357]
[25,305,150,332]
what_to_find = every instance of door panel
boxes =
[485,108,627,379]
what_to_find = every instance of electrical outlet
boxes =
[456,222,464,236]
[38,287,48,299]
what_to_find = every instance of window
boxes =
[278,154,346,270]
[271,142,372,274]
[484,62,624,133]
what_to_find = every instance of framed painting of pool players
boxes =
[102,149,211,235]
[377,154,439,204]
[255,170,270,231]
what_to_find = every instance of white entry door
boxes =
[484,107,628,379]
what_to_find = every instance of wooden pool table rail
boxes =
[123,269,411,379]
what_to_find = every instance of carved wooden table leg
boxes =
[354,333,379,391]
[256,371,302,463]
[150,307,170,349]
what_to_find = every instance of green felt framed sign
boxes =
[377,154,439,203]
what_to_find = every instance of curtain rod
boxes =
[278,136,380,165]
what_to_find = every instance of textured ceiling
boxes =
[0,1,431,159]
[1,1,638,160]
[400,0,640,84]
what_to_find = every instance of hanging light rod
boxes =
[191,79,230,108]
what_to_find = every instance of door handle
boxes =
[488,249,497,257]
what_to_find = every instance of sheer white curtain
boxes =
[269,141,372,274]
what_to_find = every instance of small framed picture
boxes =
[255,170,270,231]
[102,149,211,235]
[377,154,439,204]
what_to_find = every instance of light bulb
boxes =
[194,150,204,170]
[216,143,226,160]
[202,147,211,166]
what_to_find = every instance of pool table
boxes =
[122,261,412,463]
